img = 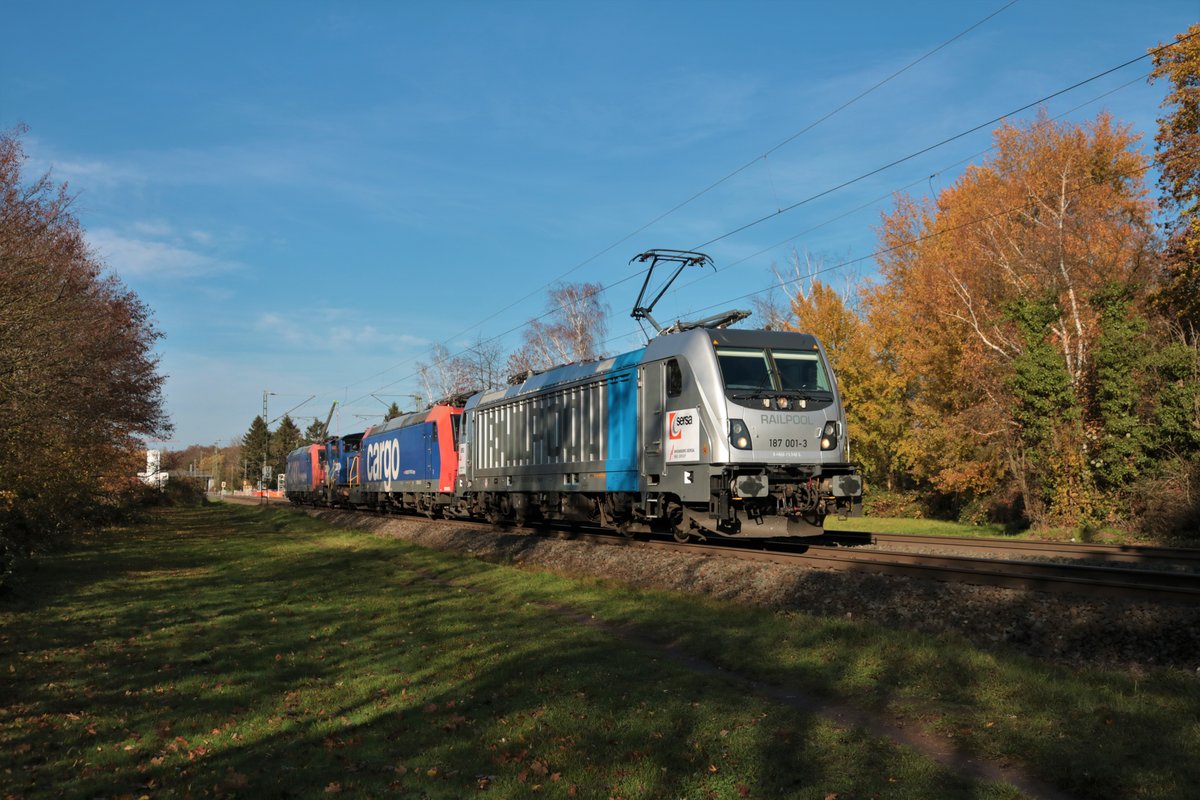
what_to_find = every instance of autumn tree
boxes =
[0,126,170,580]
[848,284,916,493]
[754,249,851,330]
[197,442,241,491]
[507,282,609,376]
[461,334,507,391]
[163,444,210,473]
[417,343,471,401]
[1149,23,1200,329]
[1141,24,1200,532]
[768,249,913,491]
[874,112,1156,525]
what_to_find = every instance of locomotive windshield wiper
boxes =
[787,389,833,400]
[730,390,773,401]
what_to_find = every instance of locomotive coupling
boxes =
[732,473,769,498]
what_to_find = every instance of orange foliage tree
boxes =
[1149,23,1200,329]
[0,127,171,579]
[784,273,909,492]
[872,112,1156,525]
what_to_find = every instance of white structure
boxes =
[138,449,169,489]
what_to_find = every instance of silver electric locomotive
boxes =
[455,325,862,539]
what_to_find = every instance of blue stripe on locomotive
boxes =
[360,419,440,487]
[605,349,644,492]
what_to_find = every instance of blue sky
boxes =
[2,1,1195,448]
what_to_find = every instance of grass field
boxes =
[823,515,1013,537]
[2,504,1197,799]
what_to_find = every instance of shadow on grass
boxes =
[623,566,1200,800]
[0,505,1002,799]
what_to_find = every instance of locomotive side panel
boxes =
[467,351,644,495]
[604,366,639,492]
[285,444,322,502]
[360,405,461,497]
[473,379,608,492]
[361,423,436,492]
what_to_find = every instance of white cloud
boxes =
[254,311,427,353]
[129,220,176,238]
[31,154,146,190]
[86,226,237,280]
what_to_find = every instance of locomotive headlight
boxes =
[820,420,839,451]
[776,396,791,410]
[729,419,752,450]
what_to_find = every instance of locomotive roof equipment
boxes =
[629,249,751,338]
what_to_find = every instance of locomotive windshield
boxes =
[716,348,774,391]
[716,347,832,395]
[773,350,832,392]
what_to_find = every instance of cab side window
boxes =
[666,359,683,398]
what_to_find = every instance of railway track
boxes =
[570,529,1200,605]
[774,539,1200,604]
[219,496,1200,605]
[817,529,1200,570]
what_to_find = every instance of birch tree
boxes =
[874,113,1155,524]
[508,282,609,375]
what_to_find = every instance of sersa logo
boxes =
[668,412,693,440]
[666,407,701,463]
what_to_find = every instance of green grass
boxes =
[824,515,1013,537]
[825,515,1151,545]
[2,505,1196,799]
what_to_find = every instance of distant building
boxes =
[137,449,168,489]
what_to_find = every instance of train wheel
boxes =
[662,498,689,542]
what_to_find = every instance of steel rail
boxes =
[785,546,1200,604]
[817,530,1200,567]
[246,497,1200,605]
[537,528,1200,604]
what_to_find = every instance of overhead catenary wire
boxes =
[667,70,1156,300]
[315,1,1021,400]
[580,157,1159,365]
[351,67,1170,407]
[326,31,1191,417]
[667,160,1159,329]
[688,31,1196,252]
